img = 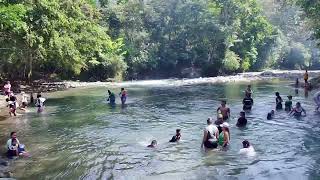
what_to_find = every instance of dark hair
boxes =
[37,94,41,98]
[275,92,280,96]
[121,88,124,91]
[6,98,9,102]
[176,129,181,133]
[240,111,245,116]
[207,118,212,124]
[221,100,227,104]
[10,132,16,136]
[297,102,301,106]
[242,140,250,148]
[108,90,111,94]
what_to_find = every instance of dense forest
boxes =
[0,0,319,81]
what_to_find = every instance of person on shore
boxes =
[35,93,46,113]
[314,91,320,112]
[289,102,306,117]
[275,92,283,110]
[245,85,253,97]
[304,70,309,84]
[107,90,116,105]
[242,93,254,111]
[217,100,230,120]
[239,140,256,156]
[3,81,11,97]
[267,110,275,120]
[119,88,127,105]
[169,129,181,142]
[236,111,247,127]
[201,118,219,149]
[147,140,157,148]
[218,122,230,148]
[285,95,293,111]
[20,91,28,111]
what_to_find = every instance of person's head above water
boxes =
[10,132,17,139]
[221,100,227,106]
[108,90,111,95]
[296,102,301,108]
[275,92,280,96]
[240,111,245,117]
[121,88,124,91]
[151,140,157,146]
[287,95,292,100]
[242,140,250,148]
[247,85,251,89]
[271,110,275,115]
[176,129,181,134]
[207,117,213,125]
[37,93,42,98]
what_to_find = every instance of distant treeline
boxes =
[0,0,318,81]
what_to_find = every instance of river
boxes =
[1,79,320,179]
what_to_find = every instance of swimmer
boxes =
[107,90,116,104]
[245,85,253,97]
[285,95,293,111]
[236,111,247,127]
[119,88,127,105]
[218,122,230,147]
[242,93,254,111]
[289,102,306,117]
[275,92,283,110]
[147,140,157,148]
[201,118,219,149]
[239,140,256,156]
[267,110,275,120]
[217,100,230,120]
[169,129,181,142]
[314,91,320,111]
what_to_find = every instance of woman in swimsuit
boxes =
[289,102,306,117]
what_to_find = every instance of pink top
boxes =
[4,84,11,93]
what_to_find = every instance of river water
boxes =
[1,79,320,180]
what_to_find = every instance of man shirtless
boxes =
[217,100,230,120]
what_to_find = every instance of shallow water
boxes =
[1,79,320,180]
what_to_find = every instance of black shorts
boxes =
[204,141,218,149]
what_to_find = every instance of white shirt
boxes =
[239,146,256,156]
[21,94,28,103]
[205,124,218,142]
[6,138,20,150]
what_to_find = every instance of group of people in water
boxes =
[107,88,127,105]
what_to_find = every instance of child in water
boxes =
[35,93,46,113]
[267,110,275,120]
[285,95,293,111]
[245,85,253,97]
[119,88,127,105]
[275,92,283,110]
[239,140,256,156]
[147,140,157,148]
[169,129,181,142]
[236,111,247,127]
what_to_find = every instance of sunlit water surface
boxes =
[1,79,320,180]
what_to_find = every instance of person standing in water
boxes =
[267,110,275,120]
[245,85,253,97]
[242,93,254,111]
[169,129,181,142]
[289,102,306,117]
[35,93,46,113]
[119,88,127,105]
[20,91,28,111]
[275,92,283,110]
[217,100,230,120]
[218,122,230,148]
[285,95,293,111]
[314,91,320,112]
[107,90,116,105]
[236,111,247,127]
[201,118,219,149]
[304,70,309,84]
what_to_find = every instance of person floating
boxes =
[217,100,230,120]
[239,140,256,156]
[201,118,219,149]
[236,111,247,127]
[289,102,306,117]
[303,69,309,84]
[275,92,283,110]
[3,81,11,97]
[147,140,157,148]
[119,88,127,105]
[218,122,230,148]
[35,93,46,113]
[314,91,320,112]
[107,90,116,105]
[285,95,293,111]
[242,93,254,111]
[267,110,275,120]
[169,129,181,142]
[245,85,253,97]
